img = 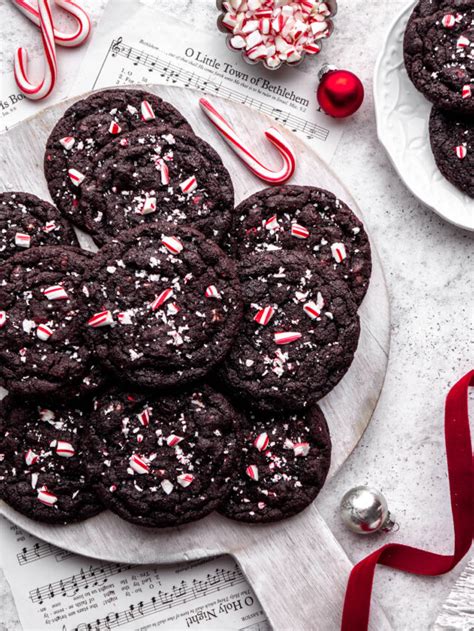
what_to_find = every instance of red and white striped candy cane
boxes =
[199,97,296,184]
[10,0,91,47]
[14,0,57,100]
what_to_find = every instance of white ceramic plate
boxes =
[374,0,473,232]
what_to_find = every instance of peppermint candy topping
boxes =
[0,311,6,329]
[15,232,31,248]
[43,221,56,233]
[140,196,157,215]
[457,35,470,49]
[43,285,68,301]
[161,479,174,495]
[265,215,280,231]
[37,324,53,341]
[246,464,259,481]
[168,302,181,316]
[274,331,302,345]
[166,434,184,447]
[150,288,173,310]
[331,242,347,263]
[141,100,156,121]
[455,145,467,160]
[37,487,57,506]
[88,310,114,328]
[162,235,183,254]
[441,14,456,28]
[129,454,150,474]
[303,292,324,319]
[109,121,122,135]
[180,176,198,194]
[137,408,150,427]
[293,442,310,457]
[254,306,275,326]
[462,85,472,99]
[157,159,170,185]
[205,285,222,299]
[291,223,310,239]
[68,168,85,186]
[54,440,75,458]
[254,432,269,452]
[59,136,75,150]
[25,449,39,466]
[177,473,194,488]
[117,311,133,325]
[303,42,321,54]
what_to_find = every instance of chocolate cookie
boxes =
[0,397,102,524]
[0,246,104,399]
[429,107,473,197]
[44,89,193,229]
[219,404,331,523]
[0,192,78,264]
[226,186,371,305]
[85,386,240,527]
[74,127,234,246]
[403,0,474,114]
[80,223,243,389]
[218,251,360,411]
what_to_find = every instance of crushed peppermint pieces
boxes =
[274,331,302,345]
[88,310,114,328]
[254,306,275,326]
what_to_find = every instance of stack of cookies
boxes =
[404,0,473,198]
[0,88,371,527]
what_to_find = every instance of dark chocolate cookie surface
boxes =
[80,223,243,389]
[85,386,240,527]
[429,107,473,197]
[219,404,331,523]
[0,397,102,524]
[0,192,78,264]
[403,0,474,114]
[44,89,193,229]
[226,186,372,305]
[218,251,360,411]
[78,127,234,245]
[0,246,104,399]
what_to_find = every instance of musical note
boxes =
[17,541,73,566]
[73,563,245,630]
[29,562,135,604]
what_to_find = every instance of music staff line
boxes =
[17,541,73,566]
[29,562,135,604]
[73,565,245,631]
[105,38,329,142]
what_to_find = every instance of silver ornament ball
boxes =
[340,486,396,535]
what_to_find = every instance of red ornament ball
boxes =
[317,69,365,118]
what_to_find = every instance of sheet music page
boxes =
[72,0,343,162]
[0,517,270,631]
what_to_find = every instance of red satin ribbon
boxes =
[341,370,474,631]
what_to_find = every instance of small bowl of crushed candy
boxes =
[217,0,337,70]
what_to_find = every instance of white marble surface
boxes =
[0,1,472,629]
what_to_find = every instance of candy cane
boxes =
[14,0,57,100]
[10,0,91,47]
[199,97,296,184]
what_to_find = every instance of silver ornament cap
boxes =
[340,486,396,535]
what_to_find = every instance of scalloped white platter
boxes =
[0,86,391,630]
[374,0,473,232]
